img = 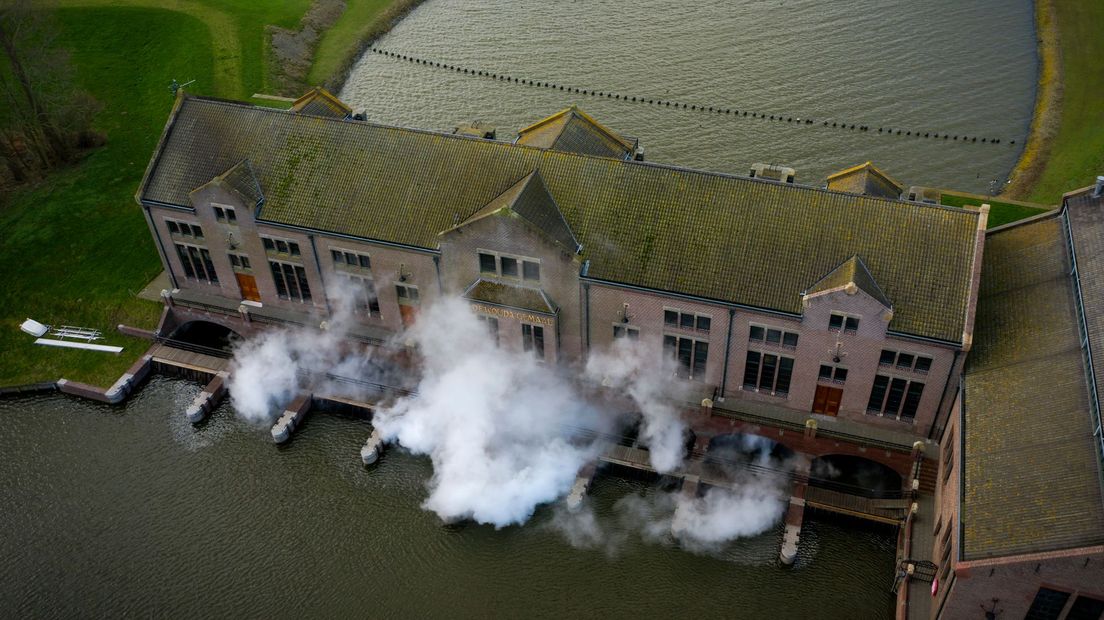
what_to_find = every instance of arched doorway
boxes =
[167,320,241,353]
[809,454,904,498]
[702,432,795,481]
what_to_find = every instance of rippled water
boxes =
[342,0,1036,193]
[0,377,895,617]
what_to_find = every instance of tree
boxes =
[0,0,100,186]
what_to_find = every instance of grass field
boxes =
[939,193,1050,229]
[1021,0,1104,203]
[0,7,219,386]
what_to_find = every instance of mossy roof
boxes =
[140,96,982,343]
[804,255,892,308]
[962,212,1104,560]
[446,170,578,253]
[826,161,905,200]
[463,280,555,314]
[515,105,634,159]
[215,159,264,208]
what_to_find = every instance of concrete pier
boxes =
[780,454,812,566]
[271,393,312,444]
[360,428,384,465]
[565,462,597,511]
[185,371,229,423]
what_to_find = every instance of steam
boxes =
[372,297,615,526]
[584,340,690,473]
[225,290,789,547]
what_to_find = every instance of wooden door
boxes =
[812,385,843,416]
[399,304,418,328]
[236,273,261,302]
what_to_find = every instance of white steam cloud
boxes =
[226,291,790,548]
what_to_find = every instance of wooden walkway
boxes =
[804,486,910,525]
[599,445,908,525]
[150,343,230,373]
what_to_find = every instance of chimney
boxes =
[749,163,796,184]
[1093,176,1104,198]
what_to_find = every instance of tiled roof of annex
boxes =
[962,205,1104,560]
[139,95,983,343]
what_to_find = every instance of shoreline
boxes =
[1003,0,1062,201]
[322,0,430,94]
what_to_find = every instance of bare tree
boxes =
[0,0,100,186]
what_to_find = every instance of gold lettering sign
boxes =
[471,303,555,326]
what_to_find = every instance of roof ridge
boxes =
[176,98,979,221]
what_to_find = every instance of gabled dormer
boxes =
[515,105,639,160]
[442,170,580,255]
[290,87,352,119]
[801,255,894,338]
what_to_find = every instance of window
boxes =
[742,351,793,395]
[214,206,225,221]
[942,432,955,483]
[228,253,251,270]
[613,325,640,340]
[829,312,858,333]
[478,251,541,282]
[664,309,712,334]
[226,208,237,223]
[262,236,301,258]
[332,248,371,271]
[476,315,499,347]
[663,335,708,378]
[867,375,924,420]
[269,261,311,303]
[523,261,540,282]
[1025,588,1072,620]
[522,324,545,359]
[191,224,203,238]
[818,365,848,383]
[880,349,933,374]
[748,324,799,348]
[175,243,218,284]
[396,284,419,303]
[166,219,201,238]
[337,274,380,317]
[1068,596,1104,620]
[167,221,179,234]
[479,252,497,274]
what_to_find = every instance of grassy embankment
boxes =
[1006,0,1104,204]
[0,0,406,387]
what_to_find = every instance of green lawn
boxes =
[0,7,217,386]
[939,193,1050,229]
[1025,0,1104,203]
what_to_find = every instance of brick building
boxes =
[137,89,1104,617]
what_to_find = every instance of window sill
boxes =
[741,386,789,399]
[865,410,916,424]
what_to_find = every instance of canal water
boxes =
[0,377,896,618]
[342,0,1037,194]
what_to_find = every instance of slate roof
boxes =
[463,279,556,314]
[215,159,264,208]
[962,210,1104,560]
[139,96,983,343]
[515,106,635,159]
[290,87,351,119]
[803,255,892,309]
[446,170,578,253]
[826,161,904,200]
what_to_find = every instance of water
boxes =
[341,0,1037,193]
[0,377,896,618]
